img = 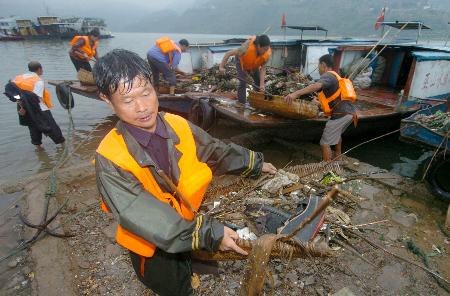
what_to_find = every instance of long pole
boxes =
[445,23,450,47]
[348,22,408,80]
[347,27,392,79]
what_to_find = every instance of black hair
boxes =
[179,39,189,47]
[90,28,100,37]
[254,35,270,47]
[93,49,152,99]
[28,61,42,72]
[319,54,334,68]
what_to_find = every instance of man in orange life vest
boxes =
[284,54,356,161]
[10,61,65,148]
[93,49,277,296]
[69,28,100,72]
[219,35,272,104]
[147,37,190,95]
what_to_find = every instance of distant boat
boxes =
[0,15,114,40]
[0,32,24,41]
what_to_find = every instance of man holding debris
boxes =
[219,35,272,105]
[69,28,100,72]
[284,54,356,161]
[147,37,190,95]
[93,49,276,296]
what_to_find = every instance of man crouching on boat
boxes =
[219,35,272,105]
[147,37,190,95]
[93,49,277,296]
[284,54,356,161]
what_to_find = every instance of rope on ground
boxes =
[344,228,450,286]
[406,240,450,293]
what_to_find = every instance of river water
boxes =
[0,32,435,183]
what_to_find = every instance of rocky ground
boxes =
[0,141,449,296]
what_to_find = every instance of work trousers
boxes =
[235,58,260,104]
[130,249,193,296]
[70,56,92,72]
[147,56,177,88]
[28,110,65,145]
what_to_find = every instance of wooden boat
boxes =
[49,33,450,140]
[211,87,437,141]
[48,80,207,118]
[400,102,449,150]
[0,34,24,41]
[400,102,450,201]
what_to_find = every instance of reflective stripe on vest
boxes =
[12,74,52,108]
[96,113,213,257]
[156,37,181,65]
[240,36,272,71]
[70,36,98,59]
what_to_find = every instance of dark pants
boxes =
[28,110,65,145]
[130,250,193,296]
[70,56,92,72]
[147,56,177,87]
[236,58,260,104]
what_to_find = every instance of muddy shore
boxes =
[0,137,449,296]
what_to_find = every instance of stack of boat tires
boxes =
[55,82,75,110]
[188,97,215,132]
[426,151,450,201]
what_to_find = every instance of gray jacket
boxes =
[95,112,264,255]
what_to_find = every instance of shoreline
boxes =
[1,139,448,295]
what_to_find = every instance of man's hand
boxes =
[218,65,226,74]
[284,93,297,105]
[312,97,320,106]
[219,226,248,255]
[262,162,277,175]
[260,84,265,92]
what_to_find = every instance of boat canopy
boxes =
[281,25,328,39]
[381,21,431,30]
[381,21,431,44]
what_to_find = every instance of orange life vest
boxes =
[96,113,213,257]
[239,36,272,71]
[156,36,181,65]
[12,74,52,108]
[317,71,357,116]
[70,36,98,59]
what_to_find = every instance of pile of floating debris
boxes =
[178,63,239,93]
[265,68,313,97]
[177,64,314,98]
[415,111,450,134]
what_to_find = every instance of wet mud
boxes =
[0,125,449,296]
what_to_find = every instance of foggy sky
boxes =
[0,0,198,30]
[1,0,449,33]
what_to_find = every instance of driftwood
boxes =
[192,238,331,261]
[240,235,279,296]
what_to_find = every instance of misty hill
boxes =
[128,0,450,38]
